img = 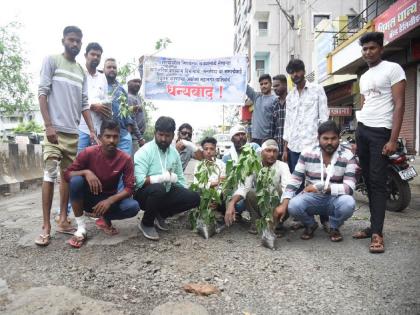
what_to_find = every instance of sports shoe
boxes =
[154,215,169,231]
[138,222,159,240]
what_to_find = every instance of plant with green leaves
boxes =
[189,160,222,229]
[222,144,262,200]
[255,166,280,233]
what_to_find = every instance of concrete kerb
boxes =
[0,143,43,195]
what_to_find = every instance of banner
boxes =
[375,0,420,45]
[143,56,247,104]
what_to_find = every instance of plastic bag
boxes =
[261,227,276,250]
[196,219,216,239]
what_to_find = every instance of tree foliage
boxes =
[13,120,43,133]
[0,21,34,114]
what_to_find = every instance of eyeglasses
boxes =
[180,131,192,137]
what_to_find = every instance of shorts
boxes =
[43,131,78,171]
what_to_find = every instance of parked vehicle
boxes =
[214,133,231,159]
[341,129,417,212]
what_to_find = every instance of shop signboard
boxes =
[375,0,420,45]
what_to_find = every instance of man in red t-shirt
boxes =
[64,120,139,248]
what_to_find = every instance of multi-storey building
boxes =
[233,0,363,89]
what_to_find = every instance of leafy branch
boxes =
[255,167,279,233]
[189,160,222,229]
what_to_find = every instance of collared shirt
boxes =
[283,81,329,153]
[270,97,286,157]
[282,144,357,200]
[79,69,109,135]
[134,139,186,191]
[234,160,291,202]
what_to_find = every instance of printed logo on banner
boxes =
[143,56,247,104]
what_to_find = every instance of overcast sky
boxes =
[1,0,235,130]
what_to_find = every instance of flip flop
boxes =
[56,224,77,235]
[35,234,51,246]
[369,234,385,254]
[67,233,87,248]
[96,218,119,236]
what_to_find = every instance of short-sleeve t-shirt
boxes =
[356,60,406,129]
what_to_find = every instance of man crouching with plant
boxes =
[225,139,291,249]
[275,121,356,242]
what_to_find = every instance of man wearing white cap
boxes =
[225,139,291,234]
[222,125,260,164]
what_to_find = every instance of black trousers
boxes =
[356,123,391,235]
[134,183,200,227]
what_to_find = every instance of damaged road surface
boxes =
[0,188,420,314]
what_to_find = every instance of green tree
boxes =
[0,21,34,114]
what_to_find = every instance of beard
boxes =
[90,60,100,69]
[65,45,80,57]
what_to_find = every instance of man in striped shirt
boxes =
[275,121,356,242]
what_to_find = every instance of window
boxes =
[313,14,330,30]
[255,60,265,77]
[347,15,360,31]
[258,21,268,36]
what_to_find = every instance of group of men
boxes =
[36,26,406,254]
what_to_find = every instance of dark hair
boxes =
[201,137,217,147]
[155,116,176,133]
[317,120,339,137]
[128,78,142,84]
[100,119,120,136]
[286,59,305,74]
[85,42,103,54]
[258,74,272,83]
[272,74,287,83]
[63,26,82,37]
[178,123,193,132]
[359,32,384,47]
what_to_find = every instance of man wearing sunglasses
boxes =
[175,123,203,170]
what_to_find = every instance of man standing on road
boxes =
[35,26,96,246]
[175,123,203,171]
[246,74,277,146]
[65,120,139,248]
[352,32,406,254]
[276,121,357,242]
[134,117,200,241]
[78,42,110,152]
[127,78,146,156]
[270,74,288,160]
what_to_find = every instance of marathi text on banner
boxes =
[143,56,247,104]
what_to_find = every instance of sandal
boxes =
[67,233,87,248]
[369,234,385,254]
[301,223,318,240]
[352,227,372,239]
[329,228,343,242]
[56,223,77,235]
[96,218,119,236]
[35,234,51,246]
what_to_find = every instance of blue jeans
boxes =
[77,130,92,154]
[118,132,132,156]
[288,193,355,229]
[69,176,139,222]
[235,199,246,213]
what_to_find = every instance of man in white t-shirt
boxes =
[353,32,406,254]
